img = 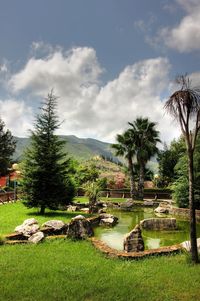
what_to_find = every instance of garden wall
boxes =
[171,207,200,222]
[90,237,181,259]
[100,189,172,200]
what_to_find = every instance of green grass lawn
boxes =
[0,202,90,236]
[0,202,200,301]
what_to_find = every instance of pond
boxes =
[94,208,200,250]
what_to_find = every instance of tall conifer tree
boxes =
[22,91,75,214]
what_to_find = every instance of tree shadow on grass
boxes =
[27,210,91,219]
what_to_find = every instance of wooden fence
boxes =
[77,188,172,200]
[0,192,16,204]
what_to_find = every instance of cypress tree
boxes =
[22,91,75,214]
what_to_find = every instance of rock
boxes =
[124,225,144,252]
[140,218,177,230]
[72,215,86,221]
[144,200,154,206]
[5,232,28,241]
[120,199,134,210]
[80,208,90,213]
[180,238,200,253]
[154,202,172,214]
[28,231,44,244]
[99,213,118,226]
[22,218,38,226]
[100,217,115,226]
[15,223,40,237]
[14,218,40,238]
[87,216,100,227]
[40,226,55,235]
[67,205,77,212]
[66,218,93,239]
[42,220,65,230]
[98,208,106,214]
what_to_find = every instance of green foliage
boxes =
[112,118,160,199]
[22,91,75,214]
[128,117,160,199]
[72,160,99,187]
[83,180,102,212]
[172,176,189,208]
[83,181,100,202]
[172,134,200,208]
[0,118,16,176]
[158,138,185,187]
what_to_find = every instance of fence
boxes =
[77,188,172,200]
[0,191,16,204]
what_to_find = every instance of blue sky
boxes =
[0,0,200,143]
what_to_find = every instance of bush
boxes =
[171,177,189,208]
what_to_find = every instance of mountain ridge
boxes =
[13,135,120,163]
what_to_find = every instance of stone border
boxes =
[171,207,200,222]
[4,234,183,259]
[90,237,182,259]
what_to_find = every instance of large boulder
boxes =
[80,208,90,213]
[143,200,154,206]
[41,220,66,235]
[66,215,93,239]
[42,220,65,230]
[180,238,200,253]
[120,199,134,210]
[154,202,172,214]
[140,218,177,230]
[15,219,40,238]
[28,231,44,244]
[22,218,38,226]
[124,225,144,252]
[67,205,77,212]
[99,213,118,227]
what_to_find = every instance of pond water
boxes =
[94,208,200,250]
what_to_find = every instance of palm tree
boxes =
[83,181,100,213]
[112,131,137,199]
[165,75,200,263]
[128,117,160,200]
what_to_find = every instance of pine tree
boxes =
[22,91,75,214]
[0,118,16,176]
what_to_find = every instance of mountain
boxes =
[13,135,120,162]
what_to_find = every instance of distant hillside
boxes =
[13,135,120,163]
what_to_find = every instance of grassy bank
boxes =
[0,202,200,301]
[0,240,200,301]
[0,202,90,236]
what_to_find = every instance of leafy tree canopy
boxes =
[0,118,16,176]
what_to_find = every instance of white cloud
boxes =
[9,47,102,95]
[0,99,33,137]
[7,45,181,143]
[159,0,200,52]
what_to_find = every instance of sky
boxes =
[0,0,200,144]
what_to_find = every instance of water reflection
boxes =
[94,208,200,251]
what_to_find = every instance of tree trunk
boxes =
[40,204,46,215]
[188,148,199,263]
[128,157,137,199]
[138,162,145,200]
[89,197,97,214]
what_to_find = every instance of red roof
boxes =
[0,176,7,187]
[0,171,21,187]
